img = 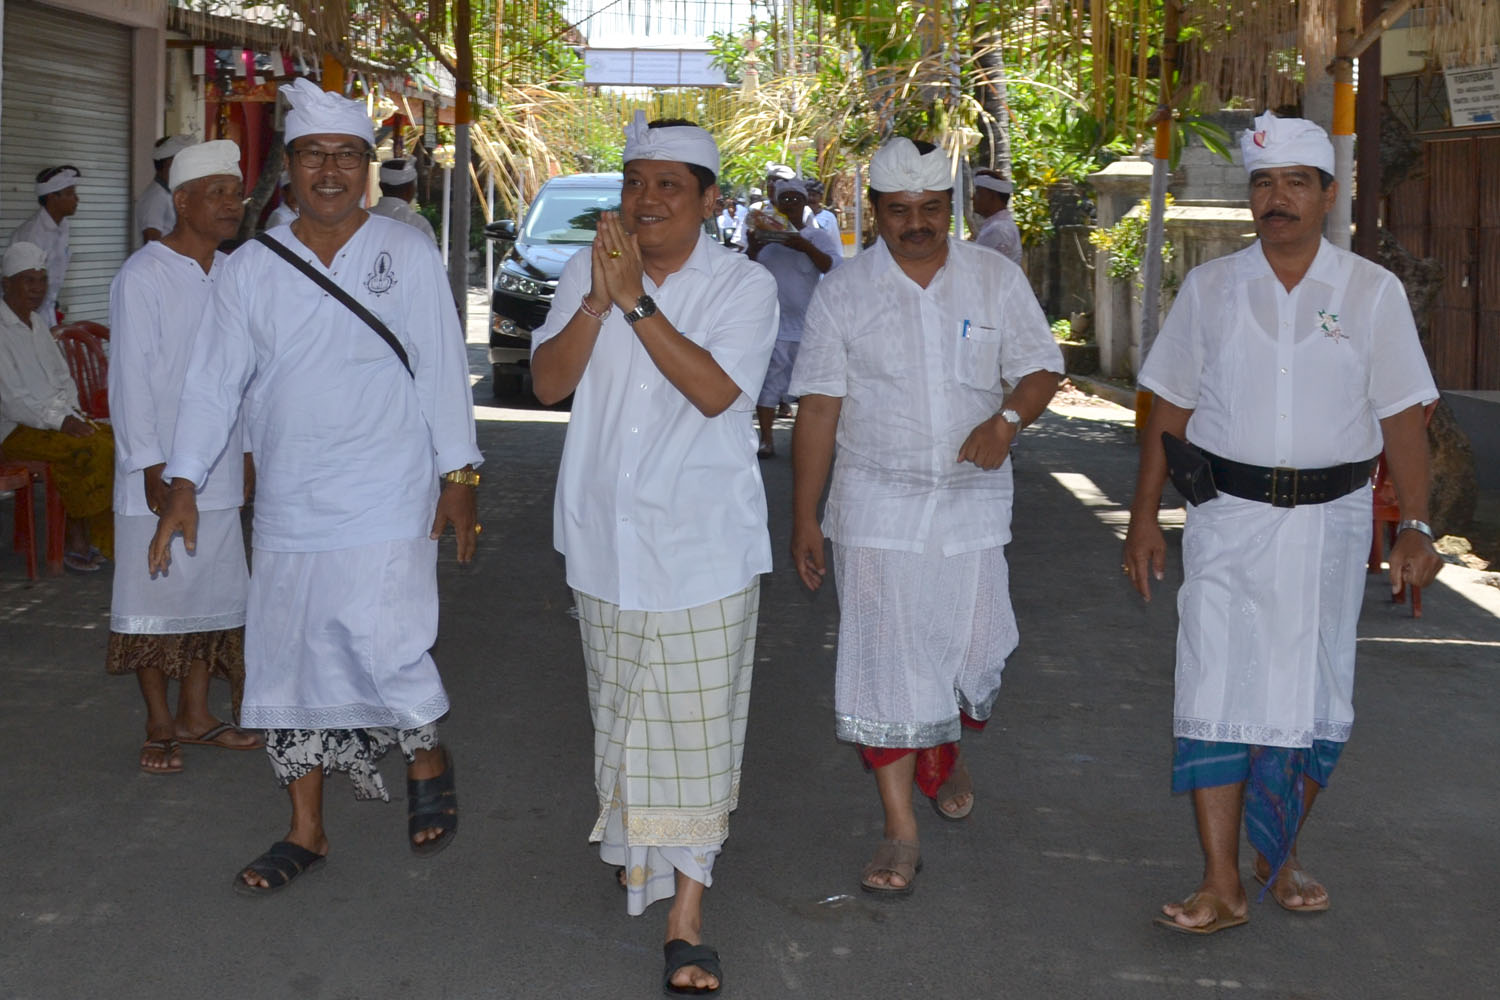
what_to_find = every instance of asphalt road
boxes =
[2,334,1498,999]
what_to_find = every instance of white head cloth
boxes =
[621,110,720,176]
[153,134,196,162]
[868,137,953,193]
[3,241,48,277]
[775,177,808,198]
[379,158,418,185]
[169,139,242,191]
[35,168,79,198]
[974,174,1013,194]
[1240,112,1334,176]
[282,77,375,148]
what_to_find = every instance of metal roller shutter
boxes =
[1,1,131,323]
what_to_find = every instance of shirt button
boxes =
[639,383,648,390]
[630,426,638,433]
[1280,368,1287,374]
[624,472,631,479]
[1280,414,1287,420]
[619,516,628,523]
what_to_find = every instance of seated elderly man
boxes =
[0,241,113,570]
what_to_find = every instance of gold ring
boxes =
[1121,565,1130,575]
[608,249,622,259]
[474,524,483,535]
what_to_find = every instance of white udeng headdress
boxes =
[868,137,953,193]
[169,140,242,191]
[621,110,721,176]
[153,135,197,162]
[3,241,48,277]
[379,158,418,185]
[974,174,1013,194]
[282,77,376,148]
[1240,112,1335,176]
[775,177,808,198]
[35,168,79,198]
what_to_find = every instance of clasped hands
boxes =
[586,211,646,316]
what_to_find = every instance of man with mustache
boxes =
[1124,113,1442,934]
[789,137,1061,894]
[150,78,480,895]
[531,112,777,995]
[107,139,262,775]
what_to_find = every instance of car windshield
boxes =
[522,186,621,244]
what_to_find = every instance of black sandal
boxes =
[407,748,458,857]
[232,840,325,897]
[662,939,723,996]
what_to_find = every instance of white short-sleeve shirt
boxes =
[532,231,779,612]
[790,237,1062,555]
[135,181,176,240]
[1139,239,1438,469]
[754,223,842,343]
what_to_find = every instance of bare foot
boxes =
[1255,855,1330,912]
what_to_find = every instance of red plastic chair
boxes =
[53,319,109,341]
[0,460,65,578]
[1367,402,1439,617]
[55,325,109,419]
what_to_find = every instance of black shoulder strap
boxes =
[252,231,413,377]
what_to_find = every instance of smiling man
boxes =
[789,137,1061,896]
[531,111,778,996]
[1125,113,1442,934]
[149,78,481,896]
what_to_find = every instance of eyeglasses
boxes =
[292,148,370,170]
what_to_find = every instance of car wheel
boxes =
[492,366,524,398]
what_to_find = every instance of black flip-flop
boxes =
[407,748,458,857]
[662,939,722,996]
[232,840,325,897]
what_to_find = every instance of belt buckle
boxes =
[1270,466,1298,508]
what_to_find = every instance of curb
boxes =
[1064,373,1137,410]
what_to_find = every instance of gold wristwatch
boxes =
[441,467,480,487]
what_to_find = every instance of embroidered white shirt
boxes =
[753,223,843,343]
[135,180,176,241]
[108,241,242,515]
[1139,238,1438,468]
[790,237,1062,555]
[0,302,79,440]
[165,215,482,552]
[532,231,779,612]
[975,209,1023,266]
[9,208,71,319]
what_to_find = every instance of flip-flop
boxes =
[932,760,974,821]
[63,551,101,573]
[662,939,722,996]
[138,738,182,775]
[1255,867,1331,913]
[232,840,326,897]
[178,722,263,750]
[860,838,922,896]
[1154,890,1250,935]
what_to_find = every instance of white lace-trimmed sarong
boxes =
[110,510,247,634]
[575,581,760,916]
[832,543,1018,747]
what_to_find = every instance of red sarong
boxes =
[857,712,985,798]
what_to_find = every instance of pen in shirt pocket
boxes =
[961,319,970,339]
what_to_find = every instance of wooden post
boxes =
[449,0,473,325]
[1330,0,1359,250]
[1136,0,1179,431]
[320,54,345,93]
[1354,0,1383,261]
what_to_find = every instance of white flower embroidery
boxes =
[1318,309,1346,342]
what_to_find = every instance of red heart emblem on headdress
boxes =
[1253,130,1268,147]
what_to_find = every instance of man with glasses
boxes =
[151,78,481,896]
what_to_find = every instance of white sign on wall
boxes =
[583,48,727,87]
[1444,60,1500,126]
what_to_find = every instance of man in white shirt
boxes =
[0,241,113,570]
[531,111,777,996]
[972,169,1023,267]
[807,180,839,235]
[369,157,436,243]
[714,195,740,246]
[135,134,195,244]
[10,165,81,322]
[746,177,840,457]
[109,140,261,775]
[790,137,1061,896]
[1124,114,1443,935]
[150,79,481,896]
[732,163,796,249]
[264,170,298,229]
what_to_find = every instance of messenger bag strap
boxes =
[253,232,413,377]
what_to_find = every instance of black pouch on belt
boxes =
[1161,432,1220,506]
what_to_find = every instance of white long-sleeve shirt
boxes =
[164,214,482,552]
[370,196,437,244]
[532,231,779,612]
[108,241,242,515]
[975,209,1023,266]
[790,237,1062,556]
[9,208,71,319]
[0,301,79,440]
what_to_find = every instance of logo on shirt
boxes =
[1317,309,1345,342]
[365,251,397,296]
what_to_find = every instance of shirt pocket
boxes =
[953,319,1004,391]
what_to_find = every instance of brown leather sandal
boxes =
[860,838,922,896]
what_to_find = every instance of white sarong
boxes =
[241,535,449,731]
[576,580,760,916]
[832,543,1018,747]
[1174,487,1371,748]
[110,509,247,633]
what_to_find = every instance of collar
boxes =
[1245,237,1342,288]
[873,234,955,285]
[649,230,720,286]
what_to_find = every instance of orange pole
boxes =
[320,54,345,93]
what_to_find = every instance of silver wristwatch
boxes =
[623,294,658,325]
[999,407,1022,429]
[1397,518,1434,540]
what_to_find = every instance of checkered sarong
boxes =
[575,581,760,850]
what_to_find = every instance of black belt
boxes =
[1204,450,1376,508]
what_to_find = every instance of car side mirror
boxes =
[485,219,518,241]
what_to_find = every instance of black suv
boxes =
[485,172,621,397]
